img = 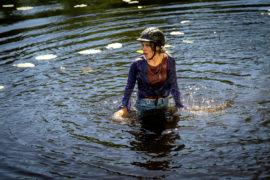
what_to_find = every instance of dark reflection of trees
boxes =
[0,0,216,26]
[129,110,185,170]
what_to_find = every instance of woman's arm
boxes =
[169,57,184,108]
[116,61,137,117]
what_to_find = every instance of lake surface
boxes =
[0,0,270,179]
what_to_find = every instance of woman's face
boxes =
[141,41,154,60]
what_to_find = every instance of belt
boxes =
[145,95,163,100]
[146,96,166,106]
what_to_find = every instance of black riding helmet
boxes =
[137,27,165,60]
[137,27,165,46]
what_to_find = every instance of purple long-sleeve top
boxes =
[119,54,184,110]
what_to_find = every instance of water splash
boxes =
[187,101,232,114]
[182,84,234,115]
[111,114,131,125]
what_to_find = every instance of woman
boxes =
[114,27,185,118]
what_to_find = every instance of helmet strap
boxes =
[148,43,157,60]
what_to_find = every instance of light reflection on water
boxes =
[0,0,270,179]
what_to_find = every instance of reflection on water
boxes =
[0,0,270,179]
[130,110,184,173]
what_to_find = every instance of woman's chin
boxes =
[144,55,151,60]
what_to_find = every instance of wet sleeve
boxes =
[169,58,184,108]
[119,62,137,110]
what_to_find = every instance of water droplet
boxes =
[35,54,57,60]
[106,43,122,50]
[78,49,102,55]
[13,63,35,68]
[17,7,33,11]
[60,66,66,70]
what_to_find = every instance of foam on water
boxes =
[123,0,139,4]
[170,31,184,36]
[180,20,190,24]
[81,68,94,73]
[106,43,123,50]
[182,40,194,44]
[78,49,102,55]
[13,63,35,68]
[16,7,33,11]
[74,4,87,8]
[35,54,57,60]
[2,4,14,8]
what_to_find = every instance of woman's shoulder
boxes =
[128,56,146,70]
[131,56,146,65]
[165,53,176,65]
[166,53,175,60]
[134,55,145,62]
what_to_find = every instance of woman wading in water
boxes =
[114,27,185,118]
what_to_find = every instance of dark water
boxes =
[0,0,270,179]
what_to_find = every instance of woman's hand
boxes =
[173,106,187,116]
[114,107,128,118]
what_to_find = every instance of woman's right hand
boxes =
[172,106,187,116]
[114,107,128,118]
